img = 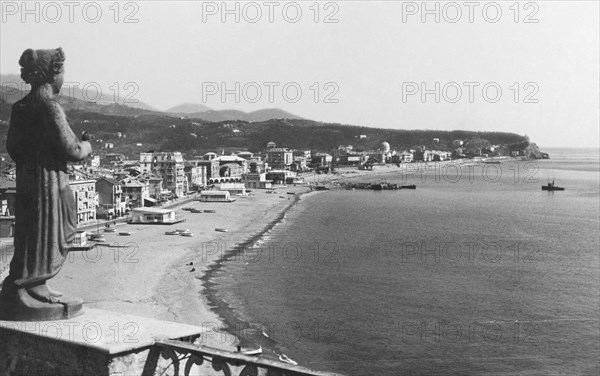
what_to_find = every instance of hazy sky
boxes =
[1,1,598,148]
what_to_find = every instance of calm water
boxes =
[210,148,599,375]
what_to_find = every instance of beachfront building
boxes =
[198,191,235,202]
[140,152,186,197]
[128,207,183,224]
[95,177,126,219]
[120,177,150,209]
[185,163,208,190]
[218,183,247,195]
[242,172,272,189]
[137,172,164,199]
[265,148,293,170]
[213,155,247,182]
[69,178,97,225]
[266,170,298,185]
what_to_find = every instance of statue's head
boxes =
[19,48,65,91]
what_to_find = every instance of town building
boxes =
[69,178,97,225]
[120,177,150,208]
[266,148,293,170]
[242,173,272,189]
[140,152,187,197]
[95,177,126,219]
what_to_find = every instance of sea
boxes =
[207,147,600,376]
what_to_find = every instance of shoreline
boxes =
[49,185,313,352]
[198,189,324,358]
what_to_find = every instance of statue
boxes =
[0,48,93,321]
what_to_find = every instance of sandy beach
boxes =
[50,185,312,351]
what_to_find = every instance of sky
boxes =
[1,1,598,148]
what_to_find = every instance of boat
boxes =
[165,230,180,235]
[401,184,417,189]
[278,354,297,365]
[215,228,228,232]
[118,231,132,236]
[242,346,262,356]
[104,227,117,233]
[182,207,194,211]
[191,209,203,213]
[542,180,565,191]
[204,209,216,213]
[89,233,106,242]
[314,185,329,191]
[180,231,193,237]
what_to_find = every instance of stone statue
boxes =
[0,48,93,321]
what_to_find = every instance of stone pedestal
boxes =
[0,308,206,376]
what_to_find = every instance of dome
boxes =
[267,141,276,148]
[381,142,390,152]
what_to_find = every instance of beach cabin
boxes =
[198,191,236,202]
[129,207,184,224]
[73,231,87,247]
[218,183,247,196]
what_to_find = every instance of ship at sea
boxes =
[542,180,565,191]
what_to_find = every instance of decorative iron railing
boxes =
[146,339,344,376]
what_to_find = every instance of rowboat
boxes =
[119,231,132,236]
[242,346,262,356]
[180,232,193,237]
[215,228,228,232]
[165,230,179,235]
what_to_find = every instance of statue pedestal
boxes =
[0,308,206,375]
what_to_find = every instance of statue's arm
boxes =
[43,100,92,162]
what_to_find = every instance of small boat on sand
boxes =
[278,354,297,365]
[104,227,117,233]
[180,232,193,237]
[118,231,132,236]
[215,228,228,232]
[401,184,417,189]
[242,346,262,356]
[165,230,179,235]
[204,209,216,213]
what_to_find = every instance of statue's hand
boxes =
[81,131,94,141]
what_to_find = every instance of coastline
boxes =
[50,184,314,352]
[198,189,325,357]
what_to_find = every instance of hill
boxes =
[0,74,158,112]
[166,103,212,114]
[0,108,529,161]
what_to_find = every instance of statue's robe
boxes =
[6,93,89,288]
